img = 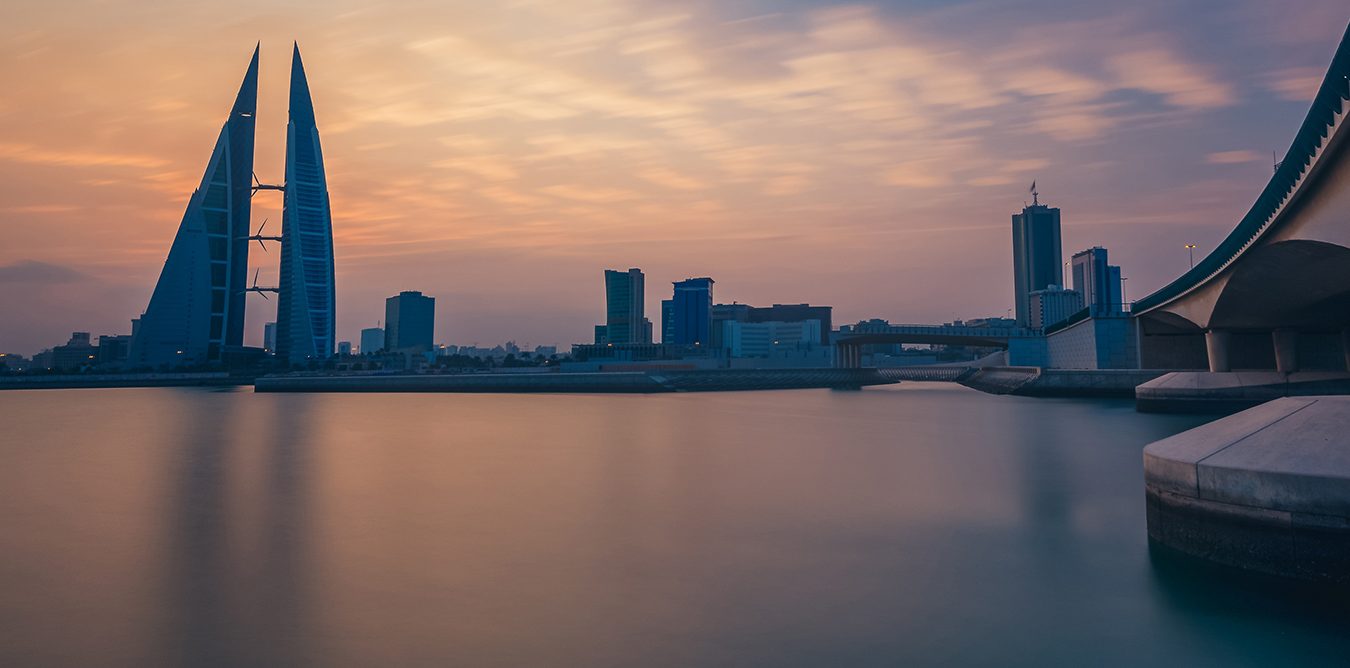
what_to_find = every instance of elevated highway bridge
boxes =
[1133,24,1350,374]
[833,323,1038,368]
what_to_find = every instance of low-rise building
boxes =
[51,332,98,371]
[97,335,132,367]
[723,319,823,358]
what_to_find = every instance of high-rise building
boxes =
[1071,247,1124,316]
[670,277,715,345]
[660,299,675,344]
[337,341,352,356]
[604,268,648,344]
[263,321,277,353]
[1028,285,1084,329]
[360,326,385,354]
[1011,196,1063,327]
[131,47,258,367]
[275,44,337,364]
[385,291,435,352]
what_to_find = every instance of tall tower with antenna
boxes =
[1010,181,1063,328]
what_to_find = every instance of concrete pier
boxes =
[1143,396,1350,582]
[1136,371,1350,413]
[956,367,1168,398]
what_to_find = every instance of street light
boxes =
[1184,243,1197,268]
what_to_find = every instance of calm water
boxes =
[1,384,1347,666]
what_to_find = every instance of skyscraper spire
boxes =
[131,46,258,366]
[287,42,315,126]
[275,43,337,364]
[232,43,260,117]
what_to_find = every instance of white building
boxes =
[723,320,823,357]
[1028,285,1084,329]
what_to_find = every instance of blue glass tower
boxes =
[131,46,258,367]
[1011,201,1062,327]
[671,277,715,345]
[604,268,647,344]
[275,44,337,364]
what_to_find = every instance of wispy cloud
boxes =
[1262,67,1324,101]
[0,260,87,284]
[1108,48,1236,109]
[0,142,170,169]
[1206,150,1262,164]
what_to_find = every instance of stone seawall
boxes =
[1136,371,1350,413]
[255,368,896,393]
[0,372,245,391]
[1144,397,1350,582]
[957,367,1168,398]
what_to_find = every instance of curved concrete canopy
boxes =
[1209,240,1350,330]
[1138,310,1204,335]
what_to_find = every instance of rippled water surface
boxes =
[1,384,1346,666]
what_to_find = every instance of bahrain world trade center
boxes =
[130,44,336,367]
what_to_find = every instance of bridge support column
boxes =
[1342,330,1350,372]
[1339,331,1350,375]
[1205,330,1231,373]
[1273,329,1299,374]
[835,343,862,369]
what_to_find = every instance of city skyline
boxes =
[2,2,1348,355]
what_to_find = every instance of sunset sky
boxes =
[1,0,1347,354]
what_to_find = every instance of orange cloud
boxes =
[0,142,170,169]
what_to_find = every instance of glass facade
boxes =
[385,291,435,352]
[275,44,337,364]
[131,47,257,367]
[671,277,715,346]
[604,268,647,344]
[1011,204,1063,327]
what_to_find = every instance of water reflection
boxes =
[165,391,312,666]
[167,390,232,666]
[1146,544,1350,664]
[1,385,1345,666]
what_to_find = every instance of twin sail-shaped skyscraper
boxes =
[131,44,335,367]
